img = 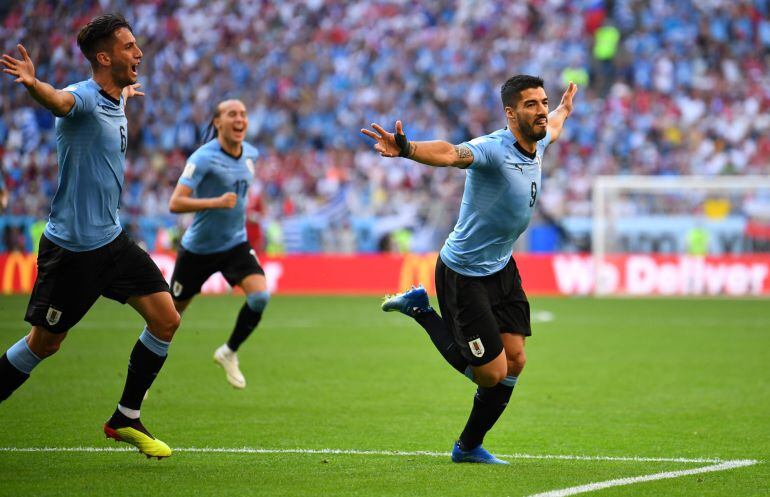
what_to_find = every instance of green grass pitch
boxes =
[0,294,768,496]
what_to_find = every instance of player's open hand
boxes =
[122,83,144,100]
[1,44,36,88]
[559,81,578,114]
[361,121,406,158]
[216,192,238,209]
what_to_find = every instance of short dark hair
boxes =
[500,75,545,108]
[76,13,132,66]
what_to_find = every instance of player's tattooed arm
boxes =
[361,121,472,168]
[407,142,417,158]
[400,140,472,168]
[452,145,474,167]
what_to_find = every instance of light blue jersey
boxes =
[178,139,259,254]
[439,128,552,277]
[44,79,127,251]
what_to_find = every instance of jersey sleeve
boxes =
[462,134,503,170]
[178,151,208,190]
[62,83,98,118]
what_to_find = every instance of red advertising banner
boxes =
[1,252,770,297]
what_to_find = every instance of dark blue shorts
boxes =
[435,255,531,366]
[25,232,170,334]
[169,242,264,301]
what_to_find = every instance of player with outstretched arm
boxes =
[362,75,577,464]
[0,13,179,459]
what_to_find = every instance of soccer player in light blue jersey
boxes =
[0,13,179,459]
[168,99,268,390]
[363,76,577,464]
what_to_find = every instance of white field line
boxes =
[0,446,718,462]
[0,446,756,465]
[525,459,759,497]
[0,446,760,496]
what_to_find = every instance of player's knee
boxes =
[246,290,270,313]
[27,327,66,358]
[148,311,180,341]
[173,298,191,315]
[34,340,63,358]
[507,350,527,376]
[507,350,526,376]
[475,367,507,388]
[165,311,181,335]
[170,311,181,331]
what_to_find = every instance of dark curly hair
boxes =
[500,75,545,108]
[76,13,132,67]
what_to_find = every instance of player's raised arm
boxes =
[361,120,474,168]
[546,81,578,143]
[1,44,75,117]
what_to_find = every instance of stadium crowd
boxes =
[1,0,770,253]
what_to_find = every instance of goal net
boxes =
[590,176,770,297]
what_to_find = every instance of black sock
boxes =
[108,408,136,427]
[458,382,515,450]
[118,340,167,411]
[0,353,30,403]
[414,310,468,374]
[227,303,262,352]
[107,408,153,433]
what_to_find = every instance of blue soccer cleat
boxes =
[381,285,433,317]
[451,441,509,464]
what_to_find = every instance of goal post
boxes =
[590,176,770,296]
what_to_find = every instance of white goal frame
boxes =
[591,175,770,296]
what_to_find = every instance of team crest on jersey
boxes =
[468,338,485,358]
[182,162,196,179]
[46,307,63,326]
[246,158,255,175]
[172,282,184,298]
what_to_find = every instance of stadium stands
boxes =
[1,0,769,252]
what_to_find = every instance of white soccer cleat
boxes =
[213,344,246,389]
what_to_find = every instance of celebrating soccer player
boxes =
[362,76,577,464]
[0,14,179,459]
[168,99,267,390]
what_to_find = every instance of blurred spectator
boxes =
[246,184,266,252]
[265,220,285,256]
[686,224,710,256]
[29,219,46,253]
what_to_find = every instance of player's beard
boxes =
[519,115,548,141]
[112,61,136,87]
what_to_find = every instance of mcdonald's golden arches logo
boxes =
[398,253,436,294]
[2,252,37,294]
